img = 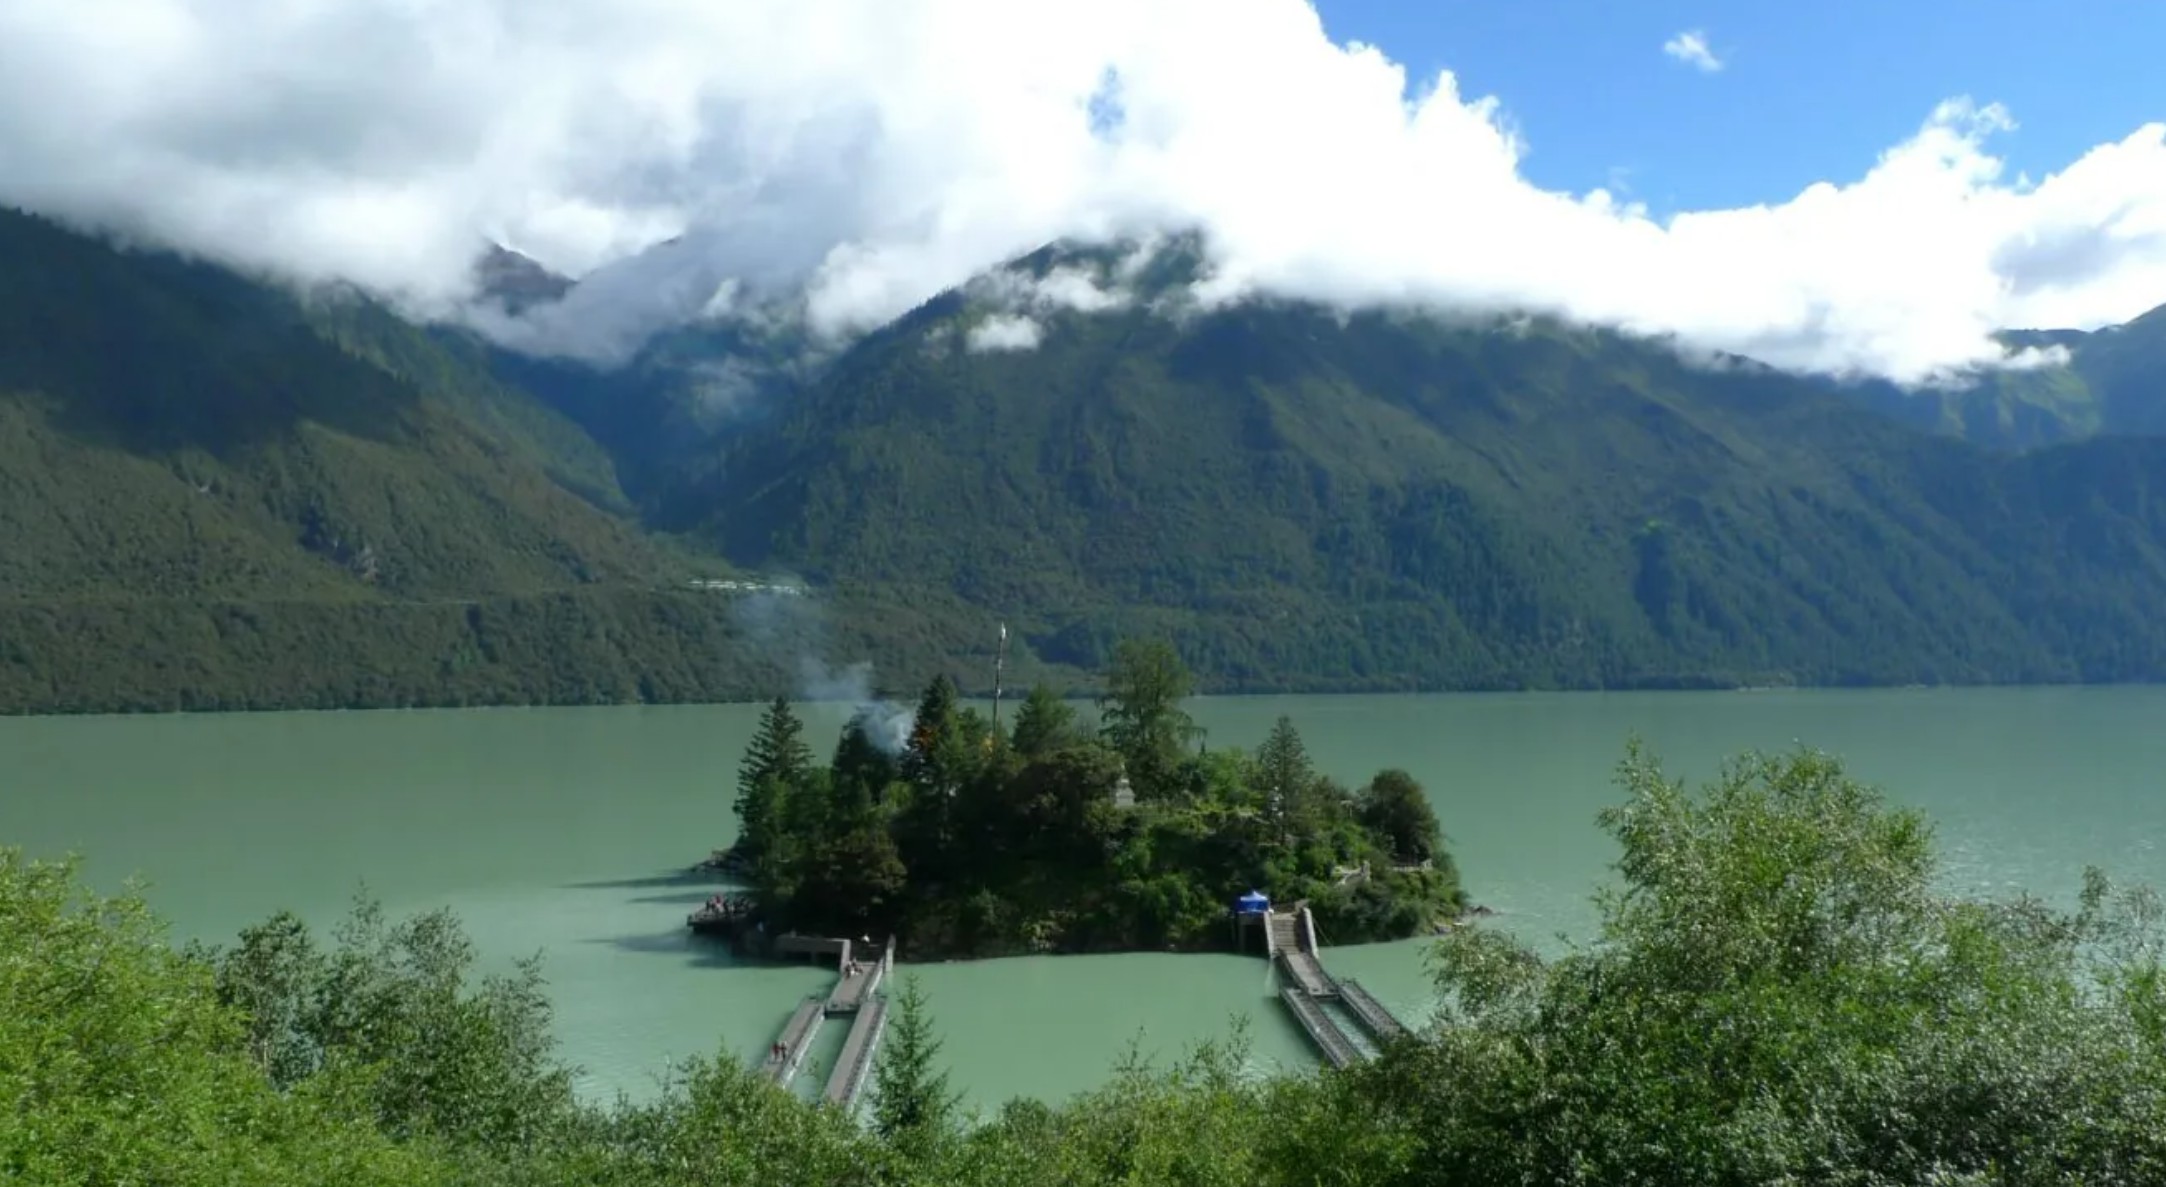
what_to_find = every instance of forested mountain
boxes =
[0,209,807,713]
[5,214,2166,711]
[1839,304,2166,449]
[675,243,2166,691]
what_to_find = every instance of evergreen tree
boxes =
[1097,639,1200,796]
[832,711,899,804]
[1254,715,1314,829]
[1009,684,1078,758]
[897,676,979,881]
[826,764,879,835]
[734,697,812,864]
[902,675,961,793]
[872,974,956,1161]
[760,768,838,909]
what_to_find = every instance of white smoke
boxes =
[796,657,915,755]
[729,586,914,754]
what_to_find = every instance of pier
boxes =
[1259,902,1407,1067]
[762,995,826,1083]
[1337,978,1406,1042]
[731,931,896,1113]
[1278,984,1361,1068]
[823,994,890,1110]
[826,946,884,1014]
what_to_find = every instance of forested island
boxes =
[719,640,1466,958]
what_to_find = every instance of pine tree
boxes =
[1009,684,1078,758]
[872,974,956,1160]
[894,676,983,882]
[832,712,898,804]
[734,697,812,864]
[901,675,960,793]
[1255,714,1314,829]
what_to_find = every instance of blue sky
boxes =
[1311,0,2160,213]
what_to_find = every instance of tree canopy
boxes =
[1097,640,1202,796]
[1009,685,1079,759]
[735,696,815,864]
[1358,770,1443,865]
[872,975,958,1163]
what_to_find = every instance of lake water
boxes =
[4,687,2164,1111]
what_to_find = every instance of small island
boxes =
[707,640,1466,960]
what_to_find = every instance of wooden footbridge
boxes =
[750,935,896,1114]
[1264,905,1406,1069]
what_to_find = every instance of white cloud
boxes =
[971,262,1134,324]
[965,313,1044,352]
[1663,30,1724,73]
[1029,266,1132,312]
[3,0,2165,382]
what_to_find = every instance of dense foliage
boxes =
[733,640,1464,956]
[1377,744,2166,1184]
[12,744,2166,1184]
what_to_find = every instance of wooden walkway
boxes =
[1337,979,1406,1043]
[1263,905,1406,1066]
[826,957,884,1015]
[762,995,826,1084]
[823,994,889,1111]
[757,935,897,1105]
[1278,986,1360,1068]
[1276,949,1333,997]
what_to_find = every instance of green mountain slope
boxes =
[0,209,788,712]
[679,249,2166,692]
[1839,306,2166,450]
[0,210,673,596]
[8,215,2166,711]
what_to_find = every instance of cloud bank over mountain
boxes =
[4,0,2163,381]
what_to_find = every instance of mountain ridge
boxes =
[666,246,2166,692]
[7,212,2166,711]
[0,207,814,713]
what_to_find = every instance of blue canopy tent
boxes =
[1232,890,1271,952]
